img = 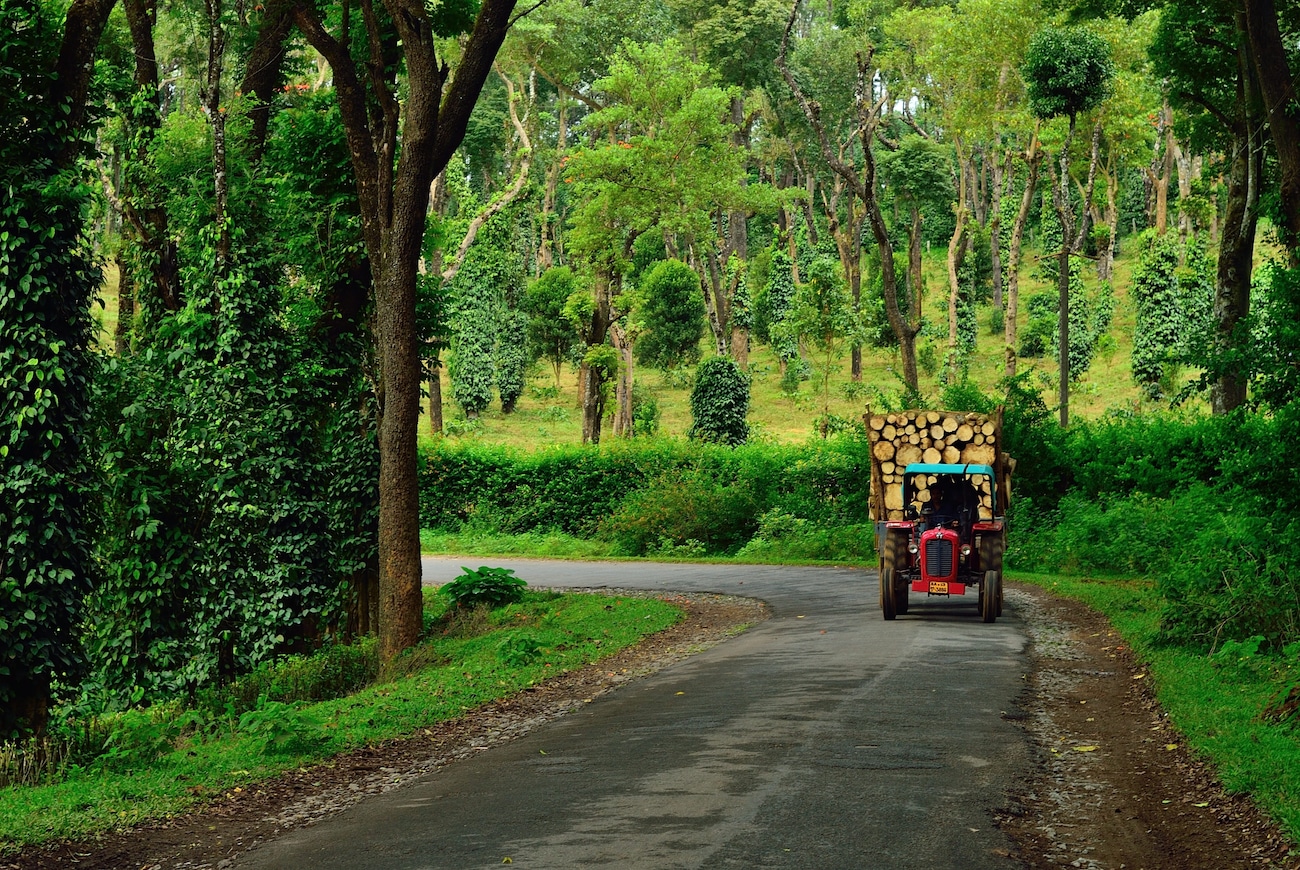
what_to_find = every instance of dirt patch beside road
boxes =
[998,584,1299,869]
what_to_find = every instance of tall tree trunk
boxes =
[202,0,231,284]
[537,99,567,272]
[580,272,613,443]
[1052,116,1079,427]
[989,150,1010,310]
[1152,102,1174,234]
[1212,26,1263,414]
[1005,136,1042,378]
[239,3,293,164]
[1245,0,1300,261]
[610,323,634,437]
[293,0,517,664]
[122,0,183,315]
[427,357,444,435]
[947,145,970,379]
[728,94,751,262]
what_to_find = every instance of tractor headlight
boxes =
[960,544,972,557]
[908,542,918,553]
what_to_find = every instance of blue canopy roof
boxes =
[902,463,996,482]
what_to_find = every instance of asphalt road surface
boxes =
[237,558,1032,870]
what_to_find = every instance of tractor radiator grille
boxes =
[924,538,954,577]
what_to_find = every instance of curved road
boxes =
[238,558,1032,869]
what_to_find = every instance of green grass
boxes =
[1012,570,1300,844]
[0,589,683,853]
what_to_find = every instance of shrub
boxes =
[603,468,762,555]
[441,566,528,609]
[635,259,706,371]
[689,356,751,446]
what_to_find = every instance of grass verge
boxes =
[1012,571,1300,843]
[0,589,681,853]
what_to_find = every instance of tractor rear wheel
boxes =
[881,567,897,620]
[881,530,909,615]
[980,570,1001,623]
[980,532,1006,616]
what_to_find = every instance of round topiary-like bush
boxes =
[688,356,750,446]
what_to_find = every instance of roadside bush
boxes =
[441,566,527,609]
[207,638,380,715]
[603,468,762,555]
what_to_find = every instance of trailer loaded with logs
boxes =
[865,408,1015,622]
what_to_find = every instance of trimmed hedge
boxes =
[418,437,873,554]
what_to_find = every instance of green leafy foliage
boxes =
[1130,232,1184,398]
[1017,257,1112,378]
[631,380,661,436]
[635,259,706,370]
[441,566,528,609]
[0,0,100,736]
[1243,263,1300,409]
[88,171,378,705]
[603,468,761,555]
[522,267,583,385]
[496,309,529,414]
[1022,25,1115,121]
[688,356,751,446]
[756,247,798,360]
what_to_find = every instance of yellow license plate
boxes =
[928,581,949,594]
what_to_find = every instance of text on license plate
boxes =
[928,581,949,594]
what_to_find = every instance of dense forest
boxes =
[1,0,1299,757]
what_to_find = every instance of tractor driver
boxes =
[926,475,978,532]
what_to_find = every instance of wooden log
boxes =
[915,487,931,503]
[930,424,944,440]
[981,421,996,436]
[882,424,897,440]
[942,415,959,433]
[885,487,904,511]
[960,444,996,465]
[974,433,985,445]
[955,423,974,441]
[908,433,920,445]
[926,411,941,424]
[882,461,896,475]
[869,414,886,431]
[923,447,942,464]
[904,424,916,435]
[943,445,960,464]
[897,444,923,467]
[873,440,896,461]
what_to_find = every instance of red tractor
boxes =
[875,463,1006,622]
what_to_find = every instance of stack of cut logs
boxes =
[865,409,1004,521]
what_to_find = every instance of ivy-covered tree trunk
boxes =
[0,0,116,737]
[122,0,183,315]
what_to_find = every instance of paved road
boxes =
[238,558,1032,869]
